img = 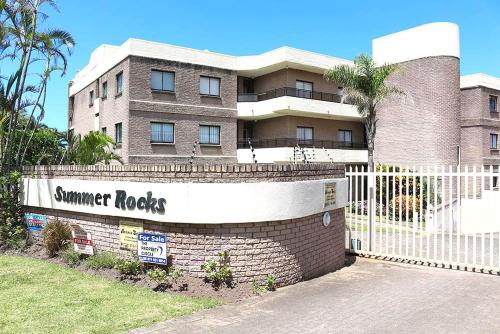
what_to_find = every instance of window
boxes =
[489,95,498,113]
[297,126,314,145]
[116,72,123,95]
[200,76,220,96]
[151,70,175,92]
[115,123,122,144]
[101,127,107,135]
[102,81,108,99]
[296,80,313,98]
[338,130,353,145]
[199,125,220,145]
[150,122,174,143]
[491,133,498,149]
[89,90,94,106]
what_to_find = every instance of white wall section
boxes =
[461,73,500,91]
[22,178,348,224]
[372,22,460,65]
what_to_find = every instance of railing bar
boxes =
[441,165,445,263]
[426,165,430,260]
[448,165,453,263]
[433,165,438,262]
[481,165,485,266]
[419,166,423,259]
[473,165,477,267]
[412,166,416,259]
[490,165,494,267]
[392,166,396,257]
[399,169,403,256]
[349,165,353,253]
[386,167,390,255]
[405,166,409,257]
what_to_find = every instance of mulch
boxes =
[0,243,258,303]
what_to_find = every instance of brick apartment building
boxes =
[68,22,500,169]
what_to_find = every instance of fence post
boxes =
[368,165,375,252]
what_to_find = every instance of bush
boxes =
[0,171,27,249]
[42,220,72,257]
[147,267,183,285]
[201,250,233,288]
[86,252,118,270]
[59,248,80,267]
[115,258,144,276]
[390,195,422,222]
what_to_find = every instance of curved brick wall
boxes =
[374,56,461,166]
[23,163,346,286]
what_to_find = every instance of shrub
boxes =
[42,220,72,257]
[147,267,169,283]
[86,252,118,270]
[265,274,276,291]
[59,248,80,267]
[115,258,144,276]
[201,250,233,288]
[390,195,422,222]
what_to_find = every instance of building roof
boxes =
[460,73,500,91]
[69,38,352,96]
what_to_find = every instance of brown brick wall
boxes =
[27,207,345,286]
[374,56,461,166]
[460,87,500,167]
[23,163,346,286]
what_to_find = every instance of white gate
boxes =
[346,165,500,272]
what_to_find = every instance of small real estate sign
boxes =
[137,233,167,265]
[324,182,337,208]
[119,221,143,251]
[70,224,94,255]
[24,213,47,231]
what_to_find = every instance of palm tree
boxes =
[63,131,123,165]
[324,54,402,169]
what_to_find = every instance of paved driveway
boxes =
[131,257,500,334]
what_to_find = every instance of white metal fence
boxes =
[346,165,500,272]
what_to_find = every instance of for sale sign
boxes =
[24,213,47,231]
[137,233,167,265]
[70,224,94,255]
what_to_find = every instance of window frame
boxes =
[101,127,107,135]
[296,80,313,99]
[102,81,108,99]
[296,126,314,145]
[200,76,221,97]
[490,133,498,150]
[115,123,122,144]
[489,95,498,113]
[116,71,123,96]
[338,129,353,143]
[151,70,175,92]
[89,90,94,107]
[150,122,175,144]
[199,125,221,145]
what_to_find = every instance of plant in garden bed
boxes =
[147,266,184,290]
[201,250,233,289]
[252,274,277,295]
[115,258,144,277]
[85,251,118,270]
[42,220,72,257]
[59,248,80,267]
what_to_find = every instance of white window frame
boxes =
[200,76,221,97]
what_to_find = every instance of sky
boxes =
[38,0,500,130]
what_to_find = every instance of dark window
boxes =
[102,81,108,99]
[297,126,314,145]
[151,70,175,92]
[296,80,313,98]
[115,123,122,144]
[338,129,353,144]
[89,90,94,106]
[101,127,107,135]
[150,122,174,143]
[489,95,498,113]
[200,76,220,96]
[116,72,123,95]
[199,125,220,145]
[490,133,498,149]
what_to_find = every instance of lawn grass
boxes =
[0,255,220,334]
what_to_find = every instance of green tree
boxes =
[324,54,402,169]
[63,131,122,165]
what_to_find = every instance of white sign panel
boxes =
[137,233,167,265]
[71,224,94,255]
[22,177,348,224]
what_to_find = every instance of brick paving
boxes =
[129,257,500,334]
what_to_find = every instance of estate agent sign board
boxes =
[24,213,47,231]
[137,233,167,264]
[22,178,349,224]
[71,224,94,255]
[119,221,143,251]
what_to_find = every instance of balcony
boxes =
[237,138,367,150]
[237,87,347,103]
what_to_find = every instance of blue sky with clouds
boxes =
[39,0,500,130]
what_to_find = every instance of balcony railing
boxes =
[237,87,348,103]
[237,138,367,150]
